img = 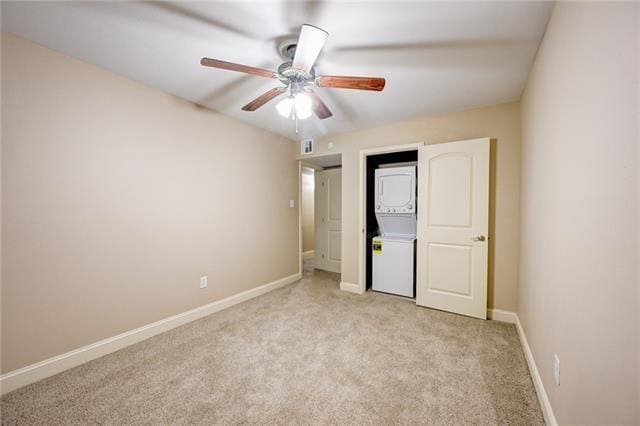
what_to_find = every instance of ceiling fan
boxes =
[200,24,386,129]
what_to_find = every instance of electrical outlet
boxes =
[200,276,208,289]
[553,354,560,386]
[289,199,295,208]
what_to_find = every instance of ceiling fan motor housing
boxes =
[277,60,316,85]
[278,40,298,60]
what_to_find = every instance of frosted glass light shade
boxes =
[276,97,293,117]
[275,93,313,119]
[294,93,312,119]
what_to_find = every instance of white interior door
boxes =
[315,168,342,273]
[416,138,490,319]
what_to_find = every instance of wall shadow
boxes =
[487,138,498,309]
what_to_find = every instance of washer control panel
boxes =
[376,204,414,213]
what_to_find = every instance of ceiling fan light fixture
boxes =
[276,93,312,120]
[276,96,294,117]
[294,93,312,119]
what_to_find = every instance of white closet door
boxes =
[315,168,342,273]
[416,138,490,319]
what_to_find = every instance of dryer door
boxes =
[375,166,416,214]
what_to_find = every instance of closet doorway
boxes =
[358,138,490,319]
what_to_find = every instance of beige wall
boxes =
[1,33,299,373]
[301,168,315,253]
[305,102,521,311]
[520,3,639,424]
[637,6,640,415]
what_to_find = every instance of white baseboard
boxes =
[487,308,556,424]
[0,272,302,395]
[339,281,364,294]
[487,308,518,323]
[302,250,315,260]
[514,313,558,426]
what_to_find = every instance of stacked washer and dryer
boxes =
[372,165,417,298]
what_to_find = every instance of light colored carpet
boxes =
[1,260,543,424]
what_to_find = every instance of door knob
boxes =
[471,235,486,242]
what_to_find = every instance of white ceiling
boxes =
[1,1,552,141]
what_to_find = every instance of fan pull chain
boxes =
[288,85,299,134]
[292,97,299,134]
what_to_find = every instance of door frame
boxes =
[297,161,303,277]
[298,161,323,277]
[297,154,342,277]
[357,142,424,295]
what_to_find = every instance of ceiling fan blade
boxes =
[306,90,333,119]
[316,75,386,91]
[241,87,288,111]
[292,24,328,73]
[201,58,278,79]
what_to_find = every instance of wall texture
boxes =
[305,102,521,311]
[301,168,314,253]
[1,33,299,373]
[519,3,639,423]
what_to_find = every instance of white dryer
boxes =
[374,166,416,238]
[372,166,417,297]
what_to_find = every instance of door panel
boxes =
[428,154,473,227]
[315,168,342,273]
[427,243,472,296]
[329,175,342,221]
[328,230,342,262]
[416,138,489,319]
